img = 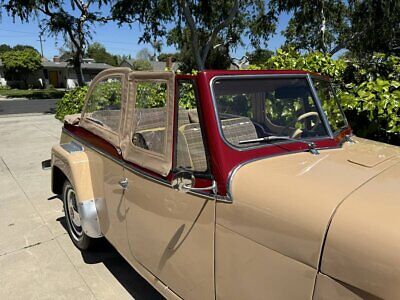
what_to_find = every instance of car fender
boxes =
[51,141,103,238]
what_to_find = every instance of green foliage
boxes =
[136,82,167,108]
[130,59,152,71]
[55,86,88,121]
[87,81,122,111]
[251,48,400,145]
[87,42,118,66]
[0,48,42,75]
[250,48,346,81]
[158,52,181,62]
[0,44,39,55]
[178,82,196,109]
[0,48,42,88]
[246,48,274,65]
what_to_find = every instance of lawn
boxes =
[0,88,66,99]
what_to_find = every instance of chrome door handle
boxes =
[119,178,128,189]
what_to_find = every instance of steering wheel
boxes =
[291,111,321,139]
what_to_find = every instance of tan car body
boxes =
[50,69,400,299]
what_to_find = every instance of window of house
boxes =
[132,81,168,155]
[175,80,208,173]
[84,76,123,132]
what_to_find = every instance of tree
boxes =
[0,44,12,54]
[158,52,181,62]
[87,42,118,66]
[0,48,42,87]
[12,44,39,52]
[4,1,111,87]
[246,48,274,65]
[348,0,400,56]
[136,48,152,61]
[271,0,400,57]
[0,44,39,55]
[112,0,277,70]
[270,0,350,55]
[130,59,152,71]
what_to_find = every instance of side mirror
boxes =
[172,171,217,194]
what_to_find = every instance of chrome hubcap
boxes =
[66,188,82,237]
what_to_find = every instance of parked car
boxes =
[44,68,400,299]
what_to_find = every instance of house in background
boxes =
[41,56,111,89]
[0,56,111,89]
[120,58,181,72]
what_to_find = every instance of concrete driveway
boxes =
[0,114,163,299]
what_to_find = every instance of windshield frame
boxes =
[310,75,350,134]
[209,73,343,151]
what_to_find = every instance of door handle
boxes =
[119,178,128,189]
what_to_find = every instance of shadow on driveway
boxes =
[56,215,165,300]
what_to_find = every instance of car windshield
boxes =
[212,76,345,149]
[312,78,347,133]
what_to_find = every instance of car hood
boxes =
[217,137,400,268]
[320,161,400,299]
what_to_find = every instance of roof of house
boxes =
[122,59,181,72]
[42,61,112,70]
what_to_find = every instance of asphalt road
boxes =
[0,98,59,115]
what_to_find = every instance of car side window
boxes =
[84,76,122,132]
[175,81,208,173]
[132,81,168,155]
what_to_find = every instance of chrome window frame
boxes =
[209,74,335,152]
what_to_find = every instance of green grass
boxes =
[0,88,66,99]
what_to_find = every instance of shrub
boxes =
[250,49,400,145]
[55,86,88,121]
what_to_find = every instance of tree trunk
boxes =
[73,54,85,87]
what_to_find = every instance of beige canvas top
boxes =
[74,68,175,177]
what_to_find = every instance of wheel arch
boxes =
[51,142,103,238]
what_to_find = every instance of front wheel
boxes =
[62,181,93,250]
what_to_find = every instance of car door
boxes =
[78,70,132,259]
[121,73,216,299]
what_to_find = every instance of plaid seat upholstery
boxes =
[221,117,258,146]
[179,123,208,171]
[135,107,167,131]
[133,108,191,154]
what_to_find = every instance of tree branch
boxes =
[179,0,204,70]
[201,0,239,63]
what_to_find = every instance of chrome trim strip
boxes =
[62,127,217,200]
[61,141,84,153]
[306,74,334,138]
[77,198,103,238]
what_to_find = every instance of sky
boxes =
[0,6,291,61]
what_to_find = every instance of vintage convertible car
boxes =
[44,68,400,299]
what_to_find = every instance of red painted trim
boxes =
[65,124,121,159]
